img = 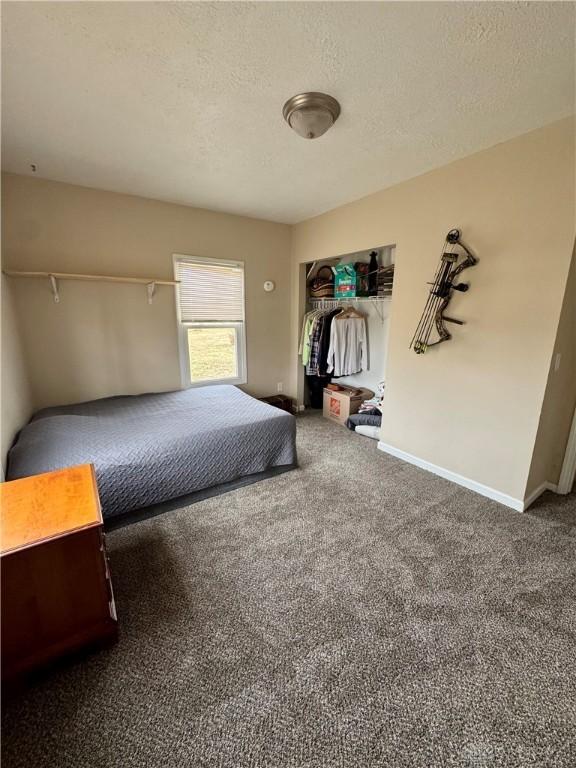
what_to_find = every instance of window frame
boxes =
[173,254,247,389]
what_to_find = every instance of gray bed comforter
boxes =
[7,385,297,519]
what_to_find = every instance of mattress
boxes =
[7,385,297,520]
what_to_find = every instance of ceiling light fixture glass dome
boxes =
[282,92,341,139]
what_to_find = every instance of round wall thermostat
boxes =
[263,280,275,292]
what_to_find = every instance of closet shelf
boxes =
[309,296,391,303]
[309,295,391,322]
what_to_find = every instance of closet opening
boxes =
[298,244,396,435]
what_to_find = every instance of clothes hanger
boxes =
[337,305,364,319]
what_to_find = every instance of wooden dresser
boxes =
[1,464,118,682]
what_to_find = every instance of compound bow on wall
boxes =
[409,229,478,354]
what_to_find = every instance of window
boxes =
[174,256,246,387]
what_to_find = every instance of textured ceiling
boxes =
[2,2,574,223]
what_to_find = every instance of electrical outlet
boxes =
[554,352,562,372]
[277,382,283,393]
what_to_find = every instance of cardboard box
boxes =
[323,386,374,425]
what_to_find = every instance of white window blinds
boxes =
[175,258,244,323]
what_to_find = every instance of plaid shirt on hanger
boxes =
[305,315,325,376]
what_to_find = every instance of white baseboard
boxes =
[522,481,558,510]
[377,440,527,511]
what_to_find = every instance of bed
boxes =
[7,385,297,521]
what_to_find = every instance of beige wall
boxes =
[526,243,576,495]
[291,118,575,502]
[3,120,574,502]
[2,174,292,410]
[1,274,33,470]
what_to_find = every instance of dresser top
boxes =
[1,464,102,555]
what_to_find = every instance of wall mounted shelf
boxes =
[3,270,179,304]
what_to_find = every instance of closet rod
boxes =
[3,270,179,286]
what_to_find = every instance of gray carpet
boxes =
[2,413,575,767]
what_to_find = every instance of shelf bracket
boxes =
[146,281,156,305]
[49,274,60,304]
[373,300,386,324]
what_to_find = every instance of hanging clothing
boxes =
[306,314,325,376]
[306,373,331,409]
[317,310,340,375]
[299,313,316,366]
[300,309,336,376]
[299,309,326,368]
[326,316,367,376]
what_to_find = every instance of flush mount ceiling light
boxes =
[282,92,341,139]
